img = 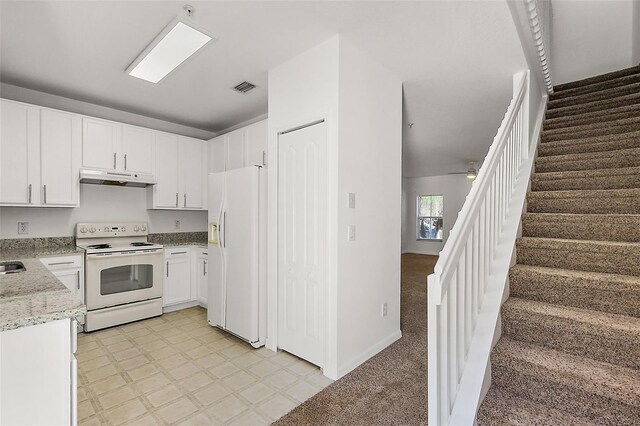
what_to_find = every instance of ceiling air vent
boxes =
[233,81,257,94]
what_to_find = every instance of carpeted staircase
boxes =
[477,65,640,425]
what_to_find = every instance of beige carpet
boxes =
[274,253,435,426]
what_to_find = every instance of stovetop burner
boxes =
[130,242,154,247]
[87,243,112,249]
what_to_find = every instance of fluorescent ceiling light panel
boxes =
[127,18,215,83]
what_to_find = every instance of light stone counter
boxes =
[0,255,86,332]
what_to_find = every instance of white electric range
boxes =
[76,222,164,332]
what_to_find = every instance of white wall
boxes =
[551,1,635,84]
[267,36,341,376]
[633,1,640,64]
[267,35,402,379]
[336,38,402,376]
[402,174,472,256]
[0,185,207,238]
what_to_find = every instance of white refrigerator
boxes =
[207,165,266,348]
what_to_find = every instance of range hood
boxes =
[79,169,156,187]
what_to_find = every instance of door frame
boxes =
[266,112,339,379]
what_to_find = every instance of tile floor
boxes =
[77,307,332,425]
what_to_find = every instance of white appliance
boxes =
[207,166,266,347]
[79,168,156,187]
[76,222,163,331]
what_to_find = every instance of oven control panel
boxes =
[76,222,149,238]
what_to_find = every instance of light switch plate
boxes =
[174,220,181,230]
[348,193,356,209]
[348,225,356,241]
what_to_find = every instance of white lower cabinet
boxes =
[163,248,192,306]
[163,246,209,309]
[195,247,209,306]
[0,318,77,426]
[41,254,85,326]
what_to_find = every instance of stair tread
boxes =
[544,104,640,130]
[543,116,640,137]
[532,166,640,180]
[492,337,640,406]
[548,82,640,110]
[551,73,640,101]
[546,91,640,119]
[517,236,640,250]
[511,264,640,286]
[478,386,598,426]
[554,65,640,92]
[527,187,640,199]
[503,297,640,336]
[536,146,639,162]
[539,130,640,148]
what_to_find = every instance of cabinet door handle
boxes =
[113,153,117,169]
[43,185,47,204]
[47,261,75,266]
[171,251,188,255]
[203,260,207,275]
[28,183,32,203]
[262,150,266,166]
[175,193,179,207]
[124,154,127,170]
[184,193,187,208]
[166,261,169,277]
[77,270,80,290]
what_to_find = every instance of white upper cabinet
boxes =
[151,133,206,210]
[245,120,267,167]
[40,109,81,206]
[0,100,39,205]
[207,119,267,174]
[180,137,204,209]
[121,125,154,175]
[226,128,245,170]
[1,100,79,207]
[82,117,121,171]
[208,135,226,173]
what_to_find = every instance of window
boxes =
[417,195,444,240]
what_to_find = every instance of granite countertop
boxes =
[0,245,84,261]
[148,231,207,248]
[0,258,86,332]
[162,242,208,248]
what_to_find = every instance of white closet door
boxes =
[224,167,260,342]
[277,122,326,367]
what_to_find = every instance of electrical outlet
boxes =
[382,302,388,317]
[18,222,29,234]
[174,220,181,230]
[347,225,356,241]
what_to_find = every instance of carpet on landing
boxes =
[273,253,435,426]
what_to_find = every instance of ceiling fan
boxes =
[448,162,478,180]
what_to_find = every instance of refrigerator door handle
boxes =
[222,212,226,248]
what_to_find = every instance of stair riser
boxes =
[542,122,640,143]
[548,83,640,110]
[521,216,640,242]
[538,138,640,157]
[502,309,640,369]
[543,106,640,130]
[554,66,639,92]
[531,174,640,191]
[535,155,640,173]
[545,95,640,120]
[551,74,640,101]
[526,196,640,214]
[491,364,640,425]
[509,270,640,317]
[516,244,640,276]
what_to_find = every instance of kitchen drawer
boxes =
[40,254,83,270]
[164,247,190,258]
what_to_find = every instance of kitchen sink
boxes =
[0,261,26,274]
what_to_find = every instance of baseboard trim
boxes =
[336,329,402,379]
[163,300,200,313]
